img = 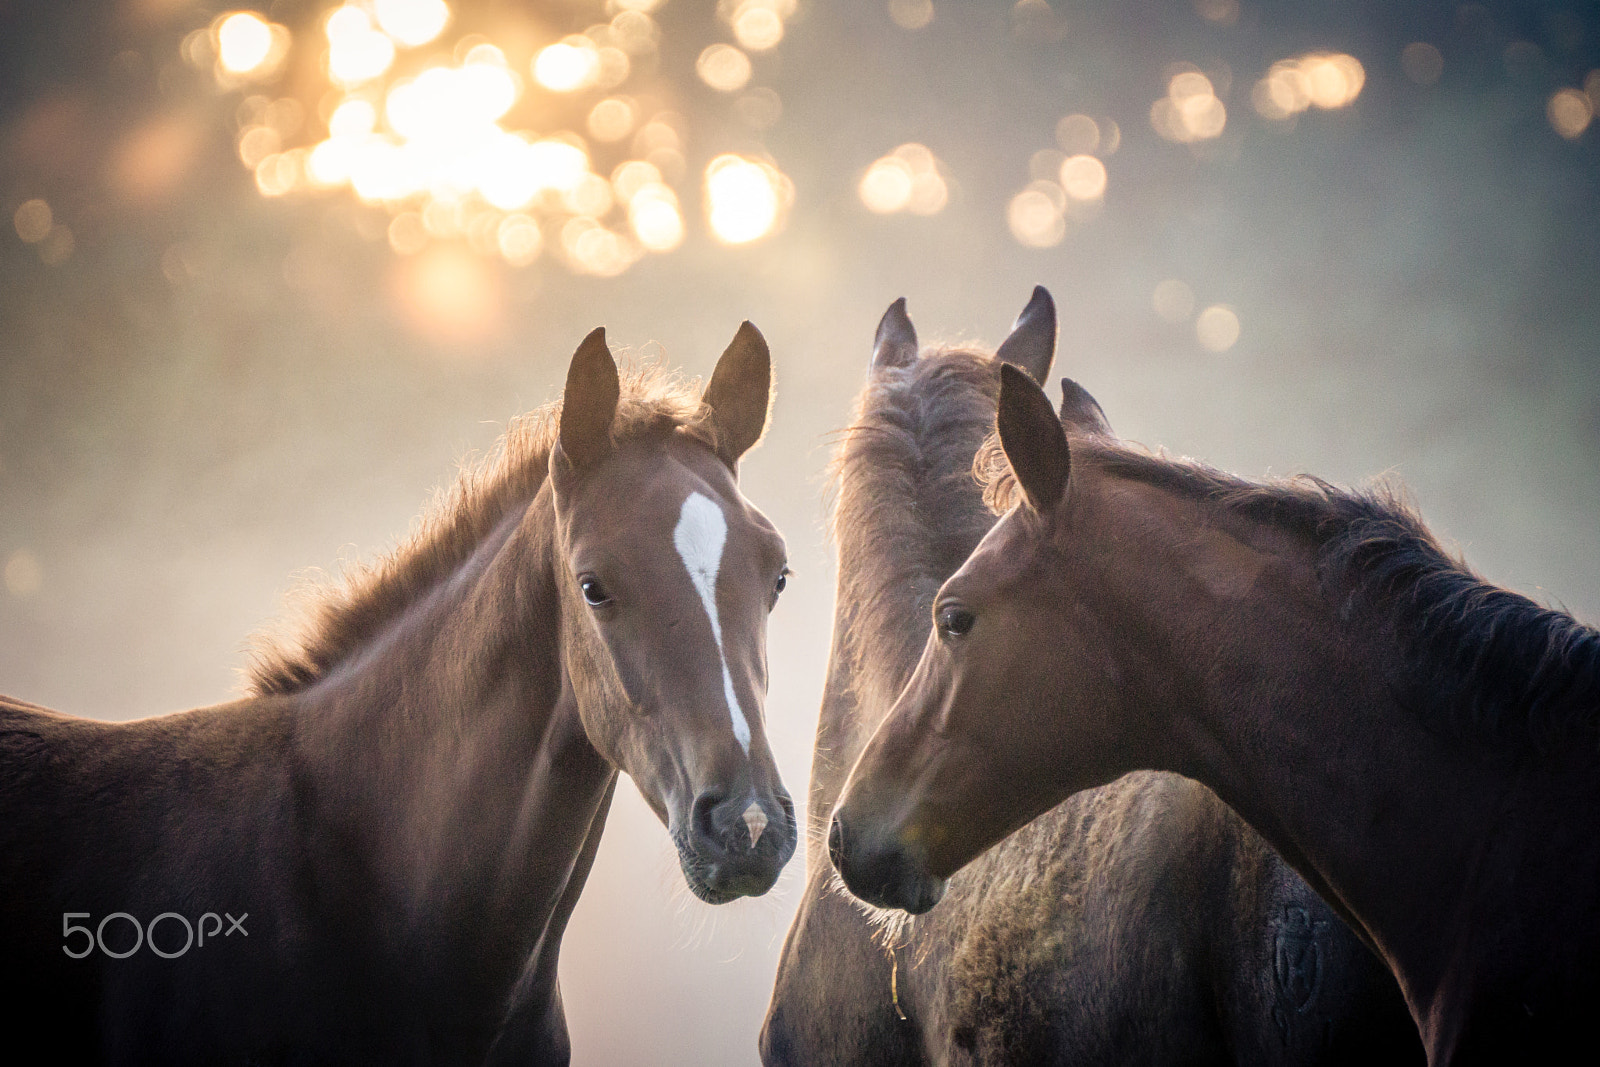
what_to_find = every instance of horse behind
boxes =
[763,290,1419,1065]
[0,325,798,1064]
[832,357,1600,1064]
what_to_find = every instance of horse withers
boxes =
[762,290,1418,1065]
[831,358,1600,1064]
[0,325,798,1064]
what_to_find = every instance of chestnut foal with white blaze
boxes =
[0,325,796,1064]
[832,364,1600,1065]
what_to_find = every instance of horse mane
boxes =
[977,438,1600,750]
[831,347,1008,713]
[247,364,715,697]
[825,344,1007,940]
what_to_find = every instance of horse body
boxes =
[764,293,1418,1065]
[832,353,1600,1065]
[1,326,797,1063]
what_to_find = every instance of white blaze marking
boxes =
[673,490,752,752]
[743,801,768,847]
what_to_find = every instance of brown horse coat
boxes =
[833,355,1600,1065]
[765,292,1419,1065]
[0,326,797,1064]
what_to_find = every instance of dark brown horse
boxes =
[831,358,1600,1065]
[0,325,797,1064]
[763,291,1418,1065]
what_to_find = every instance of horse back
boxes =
[0,694,311,1061]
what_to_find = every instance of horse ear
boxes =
[1059,377,1113,436]
[870,297,918,371]
[702,321,773,468]
[994,286,1056,385]
[998,363,1070,512]
[558,327,620,470]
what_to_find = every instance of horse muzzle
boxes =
[673,789,797,904]
[828,811,948,914]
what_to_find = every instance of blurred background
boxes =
[2,0,1596,1062]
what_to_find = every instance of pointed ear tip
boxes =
[732,320,769,353]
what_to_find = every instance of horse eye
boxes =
[579,577,611,607]
[774,571,788,596]
[937,606,976,638]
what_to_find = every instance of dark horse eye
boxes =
[775,572,788,596]
[937,606,976,638]
[579,576,611,607]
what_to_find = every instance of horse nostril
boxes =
[828,816,845,871]
[692,791,724,844]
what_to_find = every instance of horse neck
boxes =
[1097,480,1550,1032]
[290,480,613,970]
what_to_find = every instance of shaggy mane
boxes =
[977,435,1600,750]
[247,363,714,696]
[830,347,1009,713]
[824,343,1013,941]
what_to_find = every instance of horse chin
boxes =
[670,824,790,904]
[899,874,947,915]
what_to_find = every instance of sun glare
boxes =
[372,0,450,48]
[194,0,799,283]
[535,39,601,93]
[217,13,274,74]
[706,154,788,244]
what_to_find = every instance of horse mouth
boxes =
[828,814,949,915]
[671,812,796,904]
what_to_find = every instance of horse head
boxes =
[549,325,797,903]
[832,324,1131,915]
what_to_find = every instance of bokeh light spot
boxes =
[37,226,74,265]
[327,6,395,86]
[497,214,542,266]
[1055,114,1100,155]
[1253,52,1364,120]
[1196,304,1241,351]
[705,154,788,244]
[858,144,947,215]
[388,211,427,254]
[217,12,275,75]
[535,39,601,92]
[1548,88,1593,140]
[1152,279,1195,323]
[4,549,43,598]
[698,44,753,93]
[1008,182,1066,247]
[735,87,783,129]
[13,199,52,243]
[888,0,934,31]
[393,244,502,343]
[1193,0,1239,26]
[629,184,684,251]
[1401,42,1443,86]
[588,97,637,142]
[732,2,787,52]
[1059,154,1107,201]
[1152,69,1227,143]
[860,157,913,213]
[373,0,451,48]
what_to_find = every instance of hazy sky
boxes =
[2,1,1597,1062]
